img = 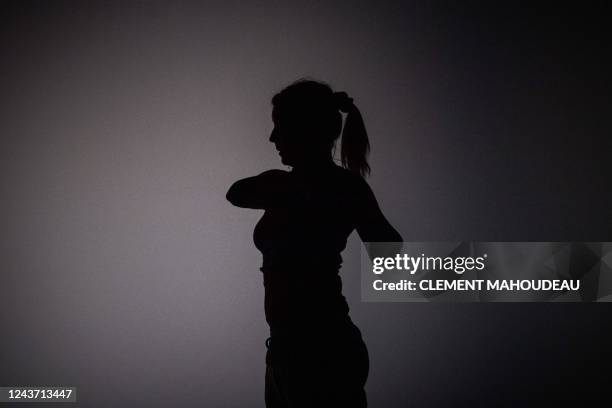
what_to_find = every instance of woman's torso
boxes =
[253,164,362,331]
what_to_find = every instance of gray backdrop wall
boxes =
[1,1,610,407]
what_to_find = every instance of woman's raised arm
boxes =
[226,169,288,209]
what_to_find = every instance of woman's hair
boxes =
[271,79,371,177]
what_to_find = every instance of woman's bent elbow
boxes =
[226,181,263,209]
[226,183,241,207]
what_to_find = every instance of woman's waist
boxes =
[260,251,342,269]
[267,313,363,345]
[264,287,350,331]
[260,267,343,292]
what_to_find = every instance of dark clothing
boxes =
[251,164,370,407]
[228,161,400,407]
[252,164,360,330]
[265,317,369,408]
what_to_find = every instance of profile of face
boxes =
[269,108,308,167]
[269,106,338,167]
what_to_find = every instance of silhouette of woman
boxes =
[227,79,402,407]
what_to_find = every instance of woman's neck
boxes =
[290,157,337,173]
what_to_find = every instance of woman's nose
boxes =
[269,128,277,143]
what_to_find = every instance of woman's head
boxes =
[270,79,371,177]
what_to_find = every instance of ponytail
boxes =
[334,92,371,177]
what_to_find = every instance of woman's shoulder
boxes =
[254,169,291,182]
[333,165,372,194]
[259,169,290,177]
